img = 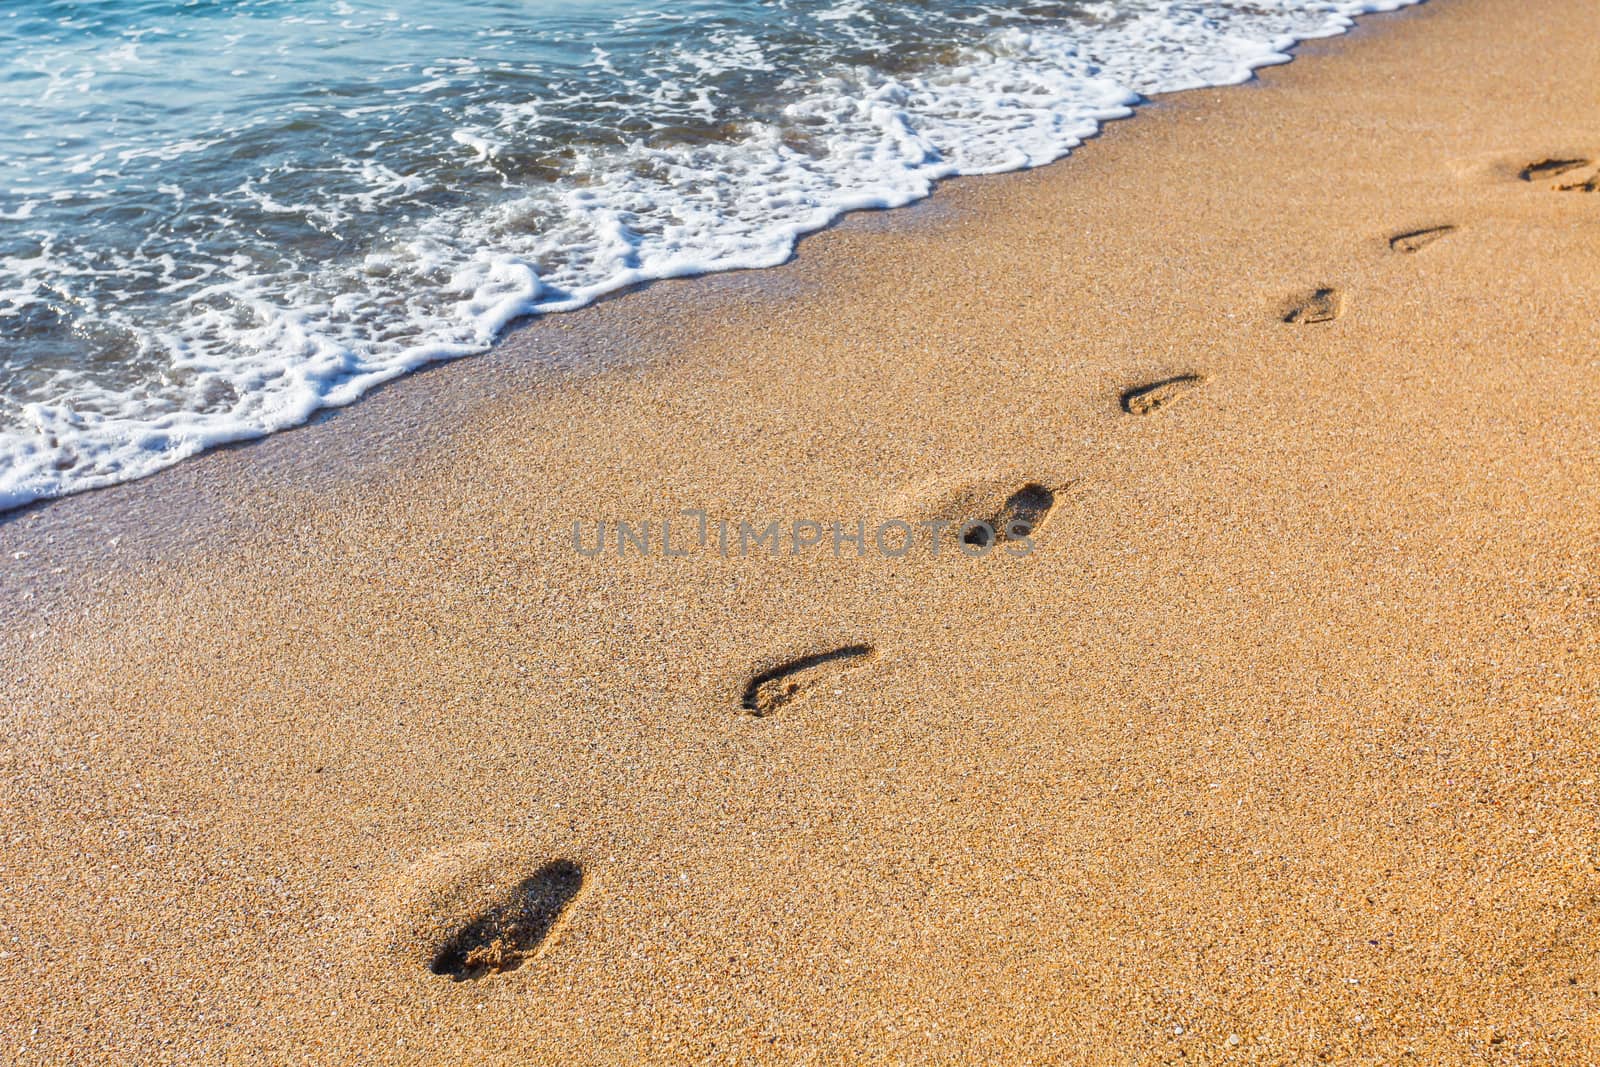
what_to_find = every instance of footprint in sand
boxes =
[741,644,874,716]
[1389,225,1457,254]
[1521,156,1599,192]
[1120,374,1206,416]
[430,859,587,980]
[885,474,1067,554]
[374,842,590,982]
[962,482,1056,547]
[1282,287,1343,325]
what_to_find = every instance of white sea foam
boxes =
[0,0,1420,512]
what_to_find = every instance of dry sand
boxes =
[4,0,1600,1060]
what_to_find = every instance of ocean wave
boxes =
[0,0,1419,511]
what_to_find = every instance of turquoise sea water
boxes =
[0,0,1416,510]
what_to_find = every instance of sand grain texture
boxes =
[3,0,1600,1061]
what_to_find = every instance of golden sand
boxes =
[4,0,1600,1060]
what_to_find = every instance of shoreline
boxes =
[0,0,1421,517]
[8,0,1600,1060]
[0,150,968,625]
[0,1,1423,583]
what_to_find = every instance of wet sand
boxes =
[4,0,1600,1060]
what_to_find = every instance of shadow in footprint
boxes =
[1121,374,1206,416]
[1283,288,1343,325]
[884,474,1075,556]
[1521,157,1589,182]
[742,645,873,716]
[1521,157,1599,192]
[1390,225,1456,254]
[430,860,585,981]
[963,483,1056,547]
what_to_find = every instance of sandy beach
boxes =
[4,0,1600,1060]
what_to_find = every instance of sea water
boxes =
[0,0,1417,510]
